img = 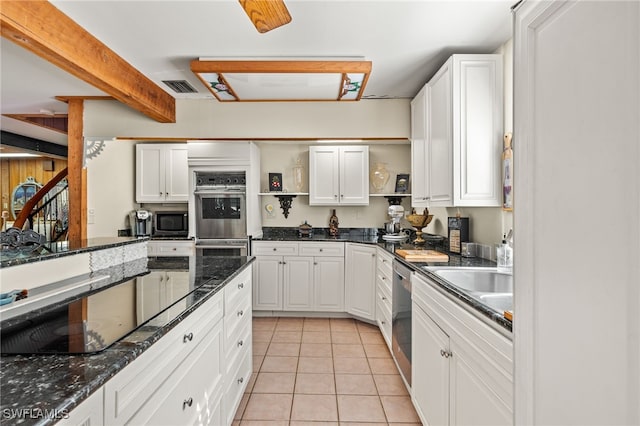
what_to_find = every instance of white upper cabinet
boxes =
[309,146,369,205]
[412,54,503,208]
[136,144,189,203]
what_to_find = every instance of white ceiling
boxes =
[0,0,513,145]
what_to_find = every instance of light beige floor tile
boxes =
[333,357,371,374]
[291,422,338,426]
[302,331,332,343]
[291,394,339,421]
[300,342,333,357]
[266,342,300,357]
[298,357,334,374]
[337,395,387,423]
[234,392,250,420]
[246,372,258,393]
[252,372,296,394]
[333,343,366,358]
[330,318,358,332]
[335,374,378,395]
[253,355,264,372]
[240,421,289,426]
[380,396,421,423]
[243,394,293,421]
[260,356,298,373]
[356,321,380,333]
[373,374,409,396]
[253,330,274,342]
[271,330,302,343]
[275,317,304,331]
[232,421,241,426]
[331,331,361,344]
[295,373,336,394]
[368,357,399,375]
[253,341,269,356]
[364,344,392,359]
[303,318,331,331]
[359,332,386,345]
[388,423,422,426]
[340,423,389,426]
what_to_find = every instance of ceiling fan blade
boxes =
[239,0,292,33]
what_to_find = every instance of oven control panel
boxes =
[196,172,246,187]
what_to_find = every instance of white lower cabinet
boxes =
[375,247,393,348]
[57,388,104,426]
[345,243,377,321]
[412,272,513,426]
[252,241,344,312]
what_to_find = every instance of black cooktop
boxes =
[0,272,199,355]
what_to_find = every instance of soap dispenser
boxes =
[497,234,513,274]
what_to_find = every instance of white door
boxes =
[411,85,429,208]
[253,256,283,310]
[283,256,314,310]
[412,303,450,426]
[428,60,453,206]
[165,146,189,202]
[136,144,164,202]
[345,243,376,320]
[309,146,340,205]
[313,256,345,311]
[339,146,369,205]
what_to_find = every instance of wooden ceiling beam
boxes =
[1,1,175,123]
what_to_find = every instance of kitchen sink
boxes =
[423,267,513,313]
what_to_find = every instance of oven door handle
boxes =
[194,189,245,195]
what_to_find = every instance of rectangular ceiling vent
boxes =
[162,80,198,94]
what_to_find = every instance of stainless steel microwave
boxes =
[153,211,188,237]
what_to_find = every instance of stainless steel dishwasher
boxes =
[392,259,412,386]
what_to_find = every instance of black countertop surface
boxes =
[0,237,148,268]
[0,255,253,426]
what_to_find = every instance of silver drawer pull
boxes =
[238,339,244,347]
[183,397,193,410]
[183,333,193,343]
[440,349,452,358]
[319,248,323,252]
[238,283,244,289]
[237,310,244,317]
[381,296,387,300]
[273,248,277,251]
[238,377,244,384]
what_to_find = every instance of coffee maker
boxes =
[129,209,152,237]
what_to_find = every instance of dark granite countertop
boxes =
[256,227,511,334]
[0,237,148,268]
[0,255,253,426]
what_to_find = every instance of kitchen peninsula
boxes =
[0,246,254,426]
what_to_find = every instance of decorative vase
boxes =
[292,158,305,193]
[370,162,390,193]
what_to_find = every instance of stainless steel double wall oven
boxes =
[193,171,248,256]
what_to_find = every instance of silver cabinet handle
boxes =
[340,194,344,198]
[237,310,244,317]
[282,261,287,265]
[440,349,452,358]
[238,339,244,347]
[238,283,244,289]
[314,262,318,265]
[334,194,338,198]
[381,296,387,300]
[381,320,386,325]
[319,248,323,252]
[238,377,244,385]
[183,333,193,343]
[183,397,193,410]
[273,247,277,251]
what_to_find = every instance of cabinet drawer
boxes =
[376,296,392,347]
[127,320,225,426]
[225,266,252,314]
[252,242,298,256]
[104,291,223,424]
[376,249,393,276]
[299,242,345,257]
[224,293,252,359]
[148,240,194,257]
[377,281,391,310]
[376,268,392,295]
[224,351,252,425]
[226,319,252,374]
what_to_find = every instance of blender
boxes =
[382,205,409,242]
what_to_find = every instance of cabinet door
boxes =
[283,256,314,310]
[453,55,502,206]
[412,302,450,426]
[309,146,340,205]
[339,146,369,205]
[313,256,345,312]
[136,145,164,202]
[164,146,189,202]
[450,338,512,426]
[411,85,430,208]
[428,60,454,206]
[253,256,283,310]
[345,243,376,320]
[58,388,104,426]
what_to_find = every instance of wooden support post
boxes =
[67,99,87,243]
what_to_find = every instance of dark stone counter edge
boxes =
[0,237,149,268]
[2,258,254,426]
[256,234,512,334]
